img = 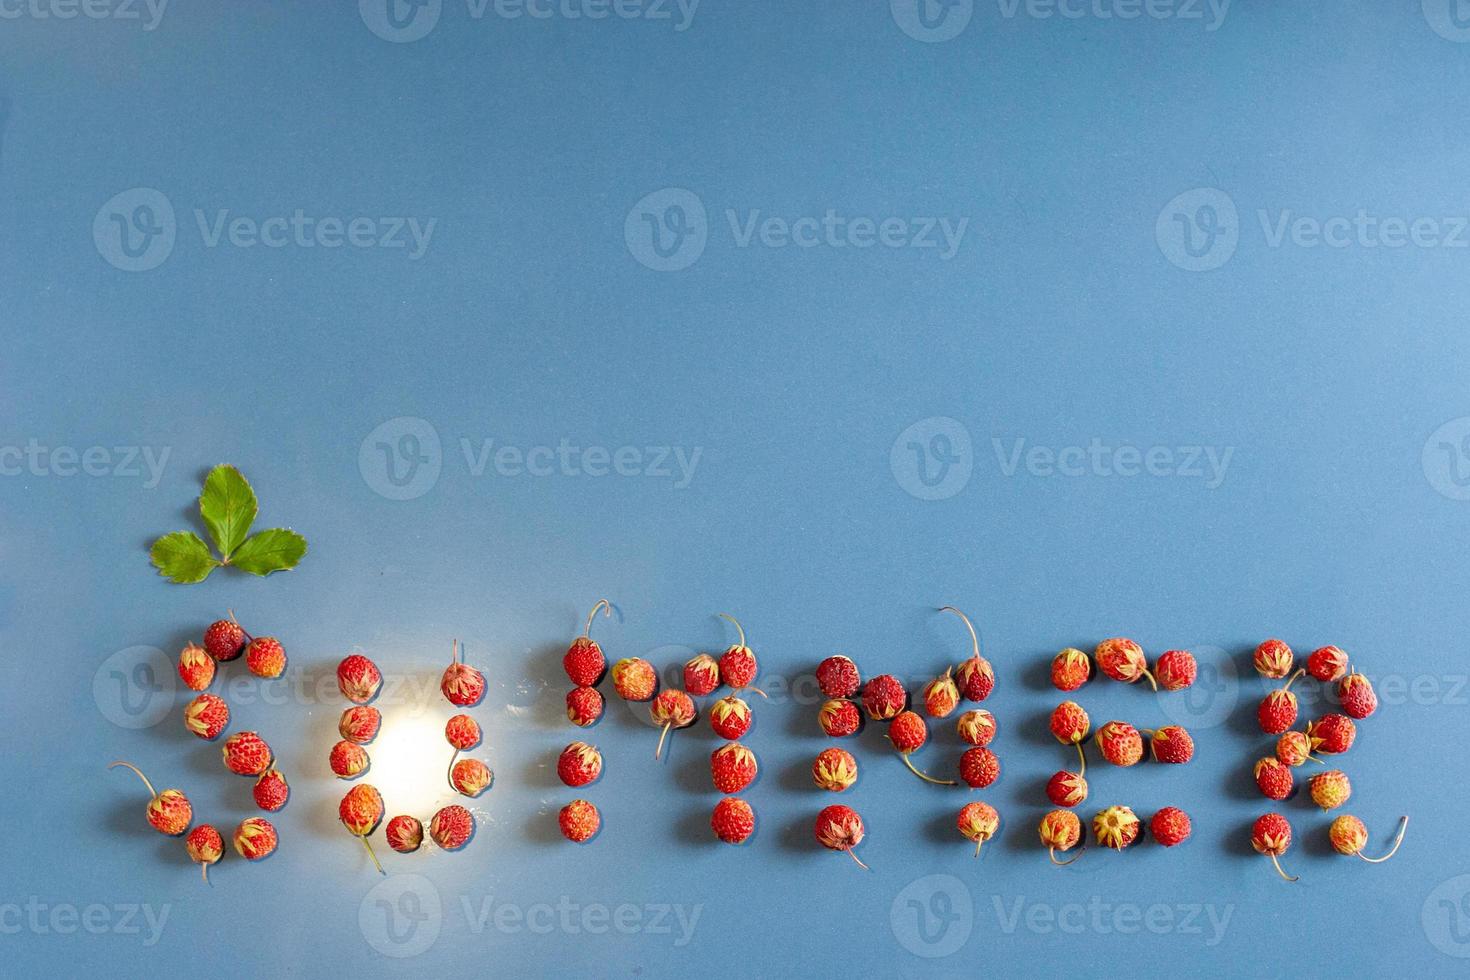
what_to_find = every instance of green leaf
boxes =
[150,531,220,584]
[230,528,308,576]
[199,464,257,560]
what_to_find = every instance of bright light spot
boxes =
[368,711,453,816]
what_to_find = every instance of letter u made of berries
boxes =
[708,613,759,847]
[560,601,615,843]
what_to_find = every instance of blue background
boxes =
[3,1,1470,976]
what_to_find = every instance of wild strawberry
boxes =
[711,742,758,793]
[339,706,381,744]
[812,747,858,791]
[1093,805,1140,850]
[941,606,994,701]
[337,654,382,704]
[1095,638,1156,690]
[1329,814,1408,863]
[650,689,696,758]
[185,825,223,882]
[1254,757,1294,800]
[185,693,229,740]
[177,643,215,691]
[683,653,720,697]
[1040,809,1082,865]
[559,799,600,843]
[339,784,385,872]
[108,761,191,836]
[716,613,763,695]
[1155,649,1196,691]
[233,817,277,861]
[1257,669,1305,734]
[862,674,907,720]
[204,614,248,662]
[1050,647,1090,691]
[253,769,289,812]
[429,804,474,851]
[222,731,272,776]
[1147,725,1193,764]
[1309,769,1351,810]
[386,815,423,853]
[1275,730,1318,767]
[816,655,861,698]
[711,797,755,844]
[451,758,493,797]
[956,709,995,747]
[558,742,603,787]
[1307,645,1350,683]
[441,641,485,707]
[445,714,481,750]
[1150,807,1191,847]
[1097,721,1143,767]
[611,657,658,702]
[566,686,604,727]
[1251,812,1297,881]
[819,698,862,737]
[921,668,961,718]
[1050,701,1090,770]
[564,599,610,687]
[1046,770,1088,807]
[957,801,1000,856]
[814,804,868,869]
[1307,713,1356,754]
[1337,671,1377,719]
[245,636,286,679]
[1254,638,1294,679]
[888,711,957,785]
[330,740,369,780]
[709,696,751,740]
[959,747,1000,788]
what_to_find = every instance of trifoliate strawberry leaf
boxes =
[149,531,221,584]
[199,464,257,560]
[229,528,308,576]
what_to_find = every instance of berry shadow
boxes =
[1299,814,1337,858]
[524,808,572,846]
[1019,651,1059,693]
[520,750,566,791]
[1221,817,1261,858]
[674,808,714,846]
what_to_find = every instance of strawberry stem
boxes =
[1270,853,1298,882]
[900,753,958,786]
[938,606,981,660]
[1282,667,1305,693]
[201,862,210,885]
[655,722,672,760]
[1358,816,1408,863]
[108,760,156,798]
[584,599,610,638]
[1140,667,1158,692]
[717,612,746,650]
[1049,846,1082,867]
[360,835,384,875]
[1074,740,1086,776]
[446,749,460,792]
[844,846,869,871]
[974,839,984,858]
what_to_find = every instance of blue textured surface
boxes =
[3,2,1470,976]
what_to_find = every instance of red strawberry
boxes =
[888,711,956,786]
[564,637,606,688]
[1097,721,1143,767]
[441,662,485,707]
[177,643,215,691]
[557,742,603,787]
[921,669,961,718]
[1050,647,1090,691]
[1307,645,1350,683]
[245,636,287,679]
[1046,769,1087,807]
[1274,730,1316,767]
[816,655,861,698]
[683,653,720,697]
[956,709,995,747]
[959,747,1000,788]
[330,740,369,779]
[955,656,995,702]
[429,804,474,850]
[650,689,696,759]
[1155,649,1196,691]
[1150,806,1191,847]
[445,714,481,750]
[1251,812,1297,881]
[204,615,247,662]
[253,769,289,812]
[709,696,751,740]
[451,758,493,797]
[233,817,277,860]
[861,674,907,720]
[339,706,381,744]
[184,693,229,740]
[819,698,862,737]
[1337,672,1377,719]
[337,654,382,704]
[711,743,758,793]
[812,747,858,791]
[814,804,867,869]
[221,731,272,776]
[559,800,600,843]
[1254,757,1294,800]
[386,815,423,853]
[611,658,658,702]
[1095,637,1156,690]
[566,686,604,727]
[711,797,755,844]
[1148,725,1194,764]
[1307,713,1356,754]
[1253,638,1293,679]
[716,613,761,693]
[1257,669,1305,734]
